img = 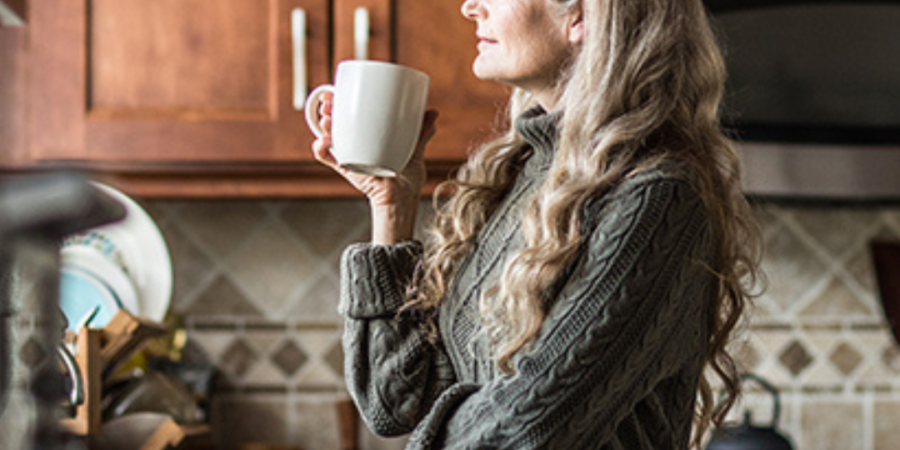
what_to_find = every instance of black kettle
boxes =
[706,373,794,450]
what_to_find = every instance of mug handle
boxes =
[304,84,335,138]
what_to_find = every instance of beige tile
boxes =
[795,332,840,386]
[845,246,880,302]
[749,330,796,386]
[798,276,874,319]
[187,330,235,362]
[758,228,829,315]
[875,399,900,450]
[792,208,880,259]
[289,394,345,450]
[800,400,863,450]
[753,204,784,235]
[293,329,343,389]
[243,330,288,356]
[169,201,269,259]
[210,394,289,450]
[242,359,290,387]
[279,200,369,260]
[729,336,762,374]
[848,329,895,389]
[285,272,341,323]
[0,393,36,450]
[158,221,217,313]
[185,275,263,317]
[361,429,409,450]
[724,389,793,433]
[223,221,319,316]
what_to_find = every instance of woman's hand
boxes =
[310,91,439,244]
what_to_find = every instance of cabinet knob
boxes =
[291,8,308,110]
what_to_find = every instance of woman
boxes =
[311,0,760,448]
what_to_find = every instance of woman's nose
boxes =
[460,0,482,20]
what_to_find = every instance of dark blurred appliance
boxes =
[0,172,125,449]
[706,0,900,200]
[706,373,795,450]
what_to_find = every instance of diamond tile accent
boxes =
[829,342,864,376]
[220,338,258,379]
[271,340,308,376]
[779,340,813,376]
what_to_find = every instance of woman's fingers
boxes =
[410,109,439,162]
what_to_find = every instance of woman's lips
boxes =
[477,36,497,49]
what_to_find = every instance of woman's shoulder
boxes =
[611,158,699,200]
[580,158,706,226]
[580,158,712,239]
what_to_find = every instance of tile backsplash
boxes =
[4,198,900,449]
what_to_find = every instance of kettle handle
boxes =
[738,373,782,428]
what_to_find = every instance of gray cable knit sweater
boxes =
[339,107,717,449]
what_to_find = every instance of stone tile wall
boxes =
[4,199,900,450]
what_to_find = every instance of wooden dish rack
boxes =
[59,309,209,450]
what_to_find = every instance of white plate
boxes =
[59,267,122,332]
[62,183,172,323]
[60,244,140,331]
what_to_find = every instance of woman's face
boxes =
[461,0,580,95]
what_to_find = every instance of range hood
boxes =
[708,1,900,200]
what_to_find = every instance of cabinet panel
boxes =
[0,25,26,166]
[29,0,328,164]
[89,0,270,118]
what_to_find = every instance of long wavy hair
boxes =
[405,0,761,446]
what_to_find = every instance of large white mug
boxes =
[305,61,430,177]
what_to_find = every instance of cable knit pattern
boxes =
[339,108,717,449]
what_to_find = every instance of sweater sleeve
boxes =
[406,178,717,450]
[340,241,458,437]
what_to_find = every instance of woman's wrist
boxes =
[370,200,419,245]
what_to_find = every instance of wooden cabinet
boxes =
[5,0,508,197]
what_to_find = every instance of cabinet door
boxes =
[29,0,328,165]
[393,0,510,163]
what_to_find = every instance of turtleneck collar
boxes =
[513,106,562,169]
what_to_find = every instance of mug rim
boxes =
[336,59,429,80]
